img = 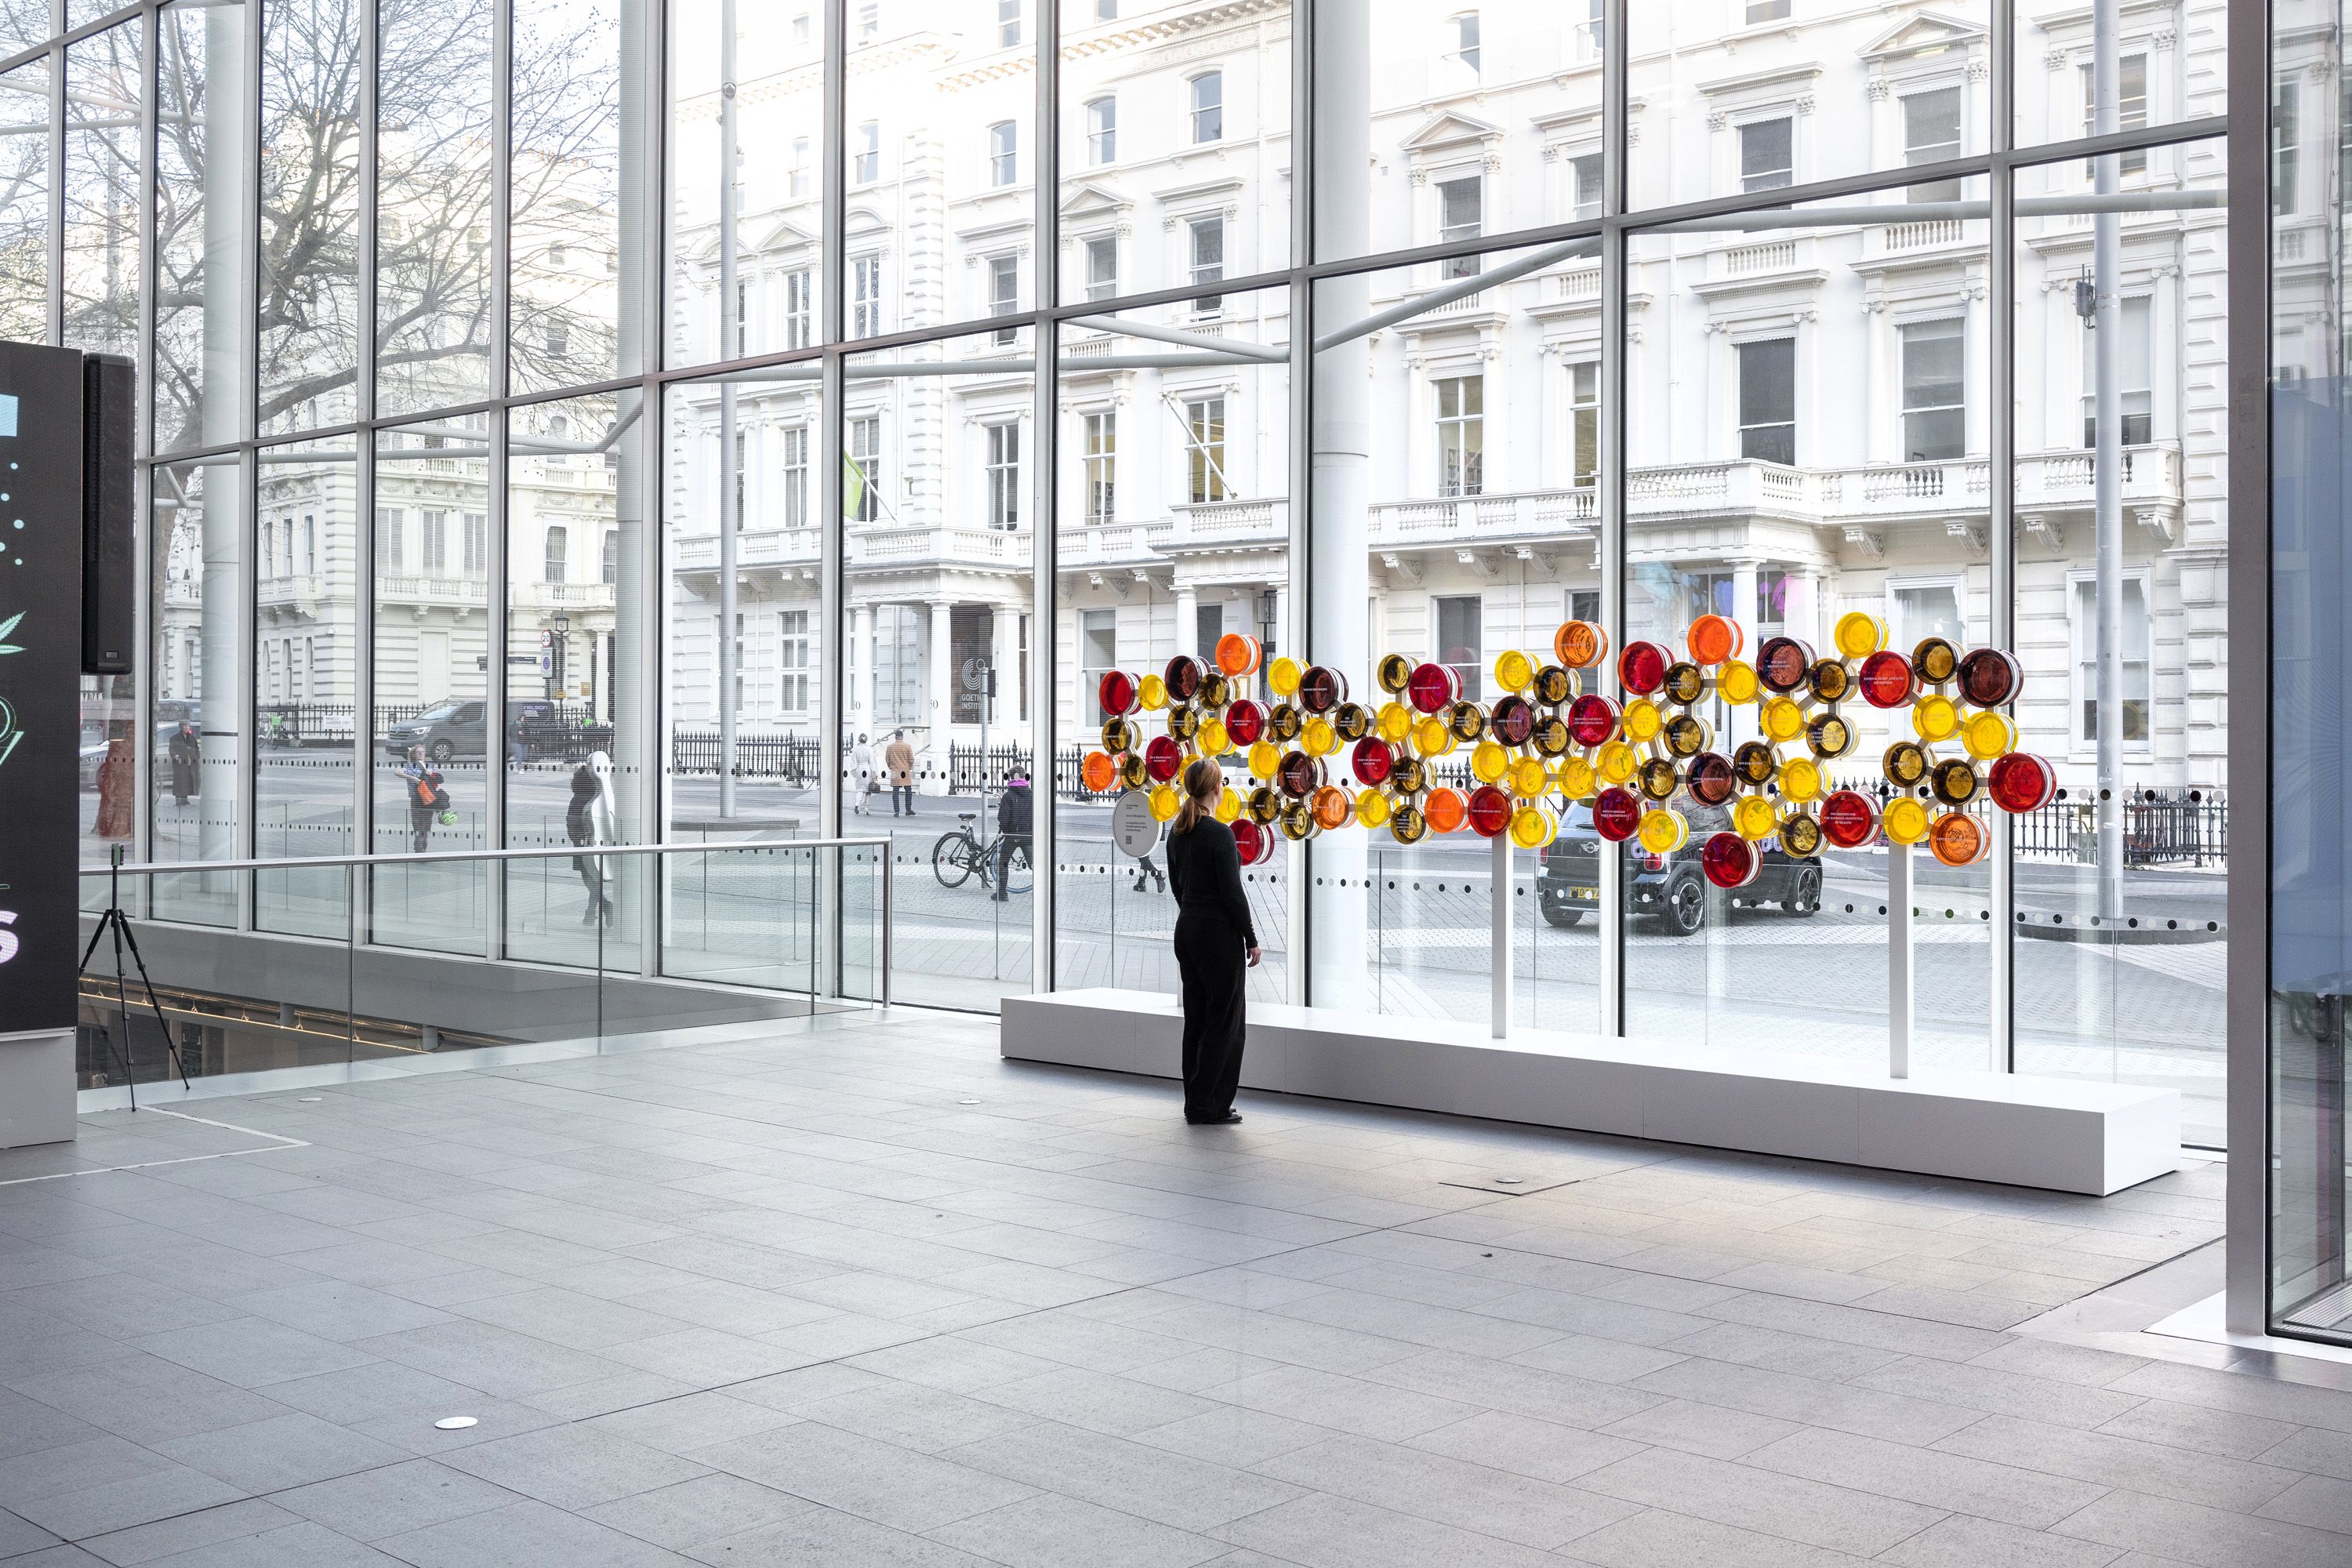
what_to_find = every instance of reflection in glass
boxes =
[512,0,627,394]
[2016,1,2220,151]
[155,1,243,456]
[0,56,51,344]
[259,1,361,437]
[377,0,494,416]
[64,24,139,362]
[149,460,241,929]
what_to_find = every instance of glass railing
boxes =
[74,837,890,1095]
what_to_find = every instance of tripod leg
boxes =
[80,909,109,971]
[78,909,139,1102]
[111,913,136,1112]
[114,920,190,1091]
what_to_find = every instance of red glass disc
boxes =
[1162,656,1204,703]
[1755,637,1814,693]
[1406,661,1460,714]
[1488,694,1536,747]
[1231,816,1273,866]
[1592,786,1642,843]
[1223,699,1266,746]
[1566,693,1621,748]
[1819,789,1881,850]
[1466,785,1513,839]
[1349,736,1395,786]
[1858,651,1915,709]
[1143,735,1184,784]
[1618,641,1669,696]
[1098,670,1138,716]
[1987,751,2058,814]
[1298,664,1347,713]
[1700,832,1761,890]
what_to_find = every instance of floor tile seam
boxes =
[1568,1488,1959,1563]
[906,1457,1271,1559]
[1924,1419,2322,1507]
[1207,1475,1621,1559]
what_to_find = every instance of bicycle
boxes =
[931,812,1033,894]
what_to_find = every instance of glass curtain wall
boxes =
[27,2,2239,1091]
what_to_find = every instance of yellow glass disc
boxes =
[1355,787,1393,829]
[1214,786,1243,824]
[1762,695,1806,742]
[1148,783,1181,822]
[1733,793,1780,841]
[1637,807,1689,855]
[1557,755,1598,800]
[1302,717,1337,757]
[1375,701,1414,743]
[1833,611,1887,660]
[1411,715,1454,757]
[1247,739,1280,779]
[1267,657,1302,698]
[1197,716,1231,755]
[1138,672,1169,710]
[1779,756,1823,803]
[1622,699,1664,744]
[1717,659,1760,705]
[1595,741,1639,786]
[1494,648,1535,694]
[1882,795,1932,845]
[1509,804,1556,849]
[1962,709,2017,761]
[1508,755,1550,798]
[1913,693,1961,742]
[1471,739,1509,784]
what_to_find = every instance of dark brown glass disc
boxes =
[1807,659,1850,704]
[1247,785,1282,822]
[1883,740,1928,786]
[1957,648,2022,708]
[1270,703,1303,742]
[1390,804,1428,843]
[1298,664,1348,713]
[1446,700,1487,742]
[1163,655,1204,703]
[1119,752,1149,789]
[1377,653,1414,694]
[1532,665,1575,706]
[1279,800,1317,840]
[1779,814,1824,858]
[1101,717,1135,753]
[1663,662,1705,705]
[1489,695,1536,747]
[1664,713,1710,758]
[1200,673,1230,707]
[1531,715,1570,757]
[1332,702,1370,742]
[1638,757,1681,801]
[1912,637,1958,684]
[1806,713,1854,759]
[1733,740,1778,786]
[1276,750,1323,798]
[1686,752,1737,806]
[1757,636,1814,692]
[1165,704,1198,740]
[1931,757,1980,805]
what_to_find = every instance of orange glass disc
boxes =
[1555,619,1608,670]
[1687,614,1742,666]
[1310,785,1352,830]
[1080,750,1116,793]
[1424,786,1468,834]
[1214,632,1261,677]
[1929,811,1990,867]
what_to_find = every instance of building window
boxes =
[1891,581,1964,653]
[2274,81,2300,217]
[1450,13,1480,78]
[1083,410,1116,524]
[1899,318,1965,462]
[786,268,812,348]
[2082,54,2150,174]
[1189,71,1222,143]
[1083,235,1117,302]
[874,604,923,725]
[1746,0,1790,20]
[782,425,808,528]
[1569,361,1598,487]
[1082,608,1117,718]
[1436,594,1483,702]
[463,513,486,575]
[793,12,809,45]
[857,2,878,43]
[2081,295,2154,446]
[2072,576,2152,749]
[789,136,811,199]
[1902,85,1964,201]
[1087,96,1116,165]
[1737,338,1796,465]
[778,609,811,714]
[303,516,317,575]
[1437,176,1482,278]
[854,121,879,184]
[543,524,568,584]
[1186,215,1224,314]
[989,255,1019,343]
[1183,397,1228,503]
[849,415,882,521]
[985,421,1021,530]
[376,508,403,573]
[851,255,884,338]
[1096,0,1116,16]
[997,0,1021,48]
[1739,118,1792,191]
[601,530,617,585]
[1570,152,1602,220]
[1194,603,1222,662]
[1436,375,1484,498]
[421,510,447,576]
[988,121,1017,187]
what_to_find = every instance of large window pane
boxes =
[512,0,628,394]
[259,0,362,437]
[0,56,52,345]
[668,0,824,368]
[377,0,493,415]
[2017,2,2223,152]
[156,0,245,456]
[845,4,1033,339]
[1629,5,1991,211]
[1627,182,1994,1063]
[63,23,138,361]
[2012,140,2228,1146]
[0,2,49,56]
[148,458,241,927]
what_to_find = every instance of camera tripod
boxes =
[79,848,188,1109]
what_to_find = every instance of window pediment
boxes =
[1860,10,1988,65]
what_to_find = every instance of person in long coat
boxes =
[167,722,199,806]
[1164,757,1258,1124]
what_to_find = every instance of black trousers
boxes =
[892,784,913,814]
[1174,911,1247,1120]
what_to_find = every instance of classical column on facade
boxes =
[928,598,953,794]
[1173,583,1196,663]
[849,604,873,738]
[989,601,1018,750]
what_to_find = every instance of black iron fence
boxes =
[1832,775,2226,869]
[670,732,822,782]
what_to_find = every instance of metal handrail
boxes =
[79,837,891,877]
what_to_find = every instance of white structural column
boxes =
[1889,842,1914,1078]
[928,600,953,782]
[715,0,741,818]
[199,0,249,865]
[849,604,873,735]
[2092,0,2125,923]
[1307,0,1372,1008]
[1173,584,1196,659]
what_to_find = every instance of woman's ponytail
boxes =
[1171,757,1222,835]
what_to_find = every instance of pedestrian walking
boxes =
[991,770,1032,902]
[850,733,876,815]
[1166,758,1258,1124]
[884,729,916,816]
[401,746,448,853]
[567,753,617,926]
[167,722,199,807]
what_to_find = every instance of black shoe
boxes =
[1186,1111,1243,1125]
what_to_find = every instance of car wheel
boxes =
[428,740,456,764]
[1784,866,1821,916]
[1537,893,1584,929]
[1661,878,1706,937]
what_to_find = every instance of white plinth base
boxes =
[1002,989,2180,1196]
[0,1029,77,1149]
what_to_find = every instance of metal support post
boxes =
[1490,833,1512,1039]
[1889,844,1914,1079]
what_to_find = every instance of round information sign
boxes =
[1109,789,1163,860]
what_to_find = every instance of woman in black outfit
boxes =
[1165,757,1259,1124]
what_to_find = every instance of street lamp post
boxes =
[552,612,571,702]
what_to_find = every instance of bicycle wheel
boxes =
[932,831,977,888]
[1004,841,1034,895]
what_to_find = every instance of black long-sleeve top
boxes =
[1166,819,1258,947]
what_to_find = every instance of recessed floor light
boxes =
[434,1417,478,1431]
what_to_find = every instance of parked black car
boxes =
[1537,800,1822,936]
[383,699,610,763]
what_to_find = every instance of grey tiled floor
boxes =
[0,1007,2342,1566]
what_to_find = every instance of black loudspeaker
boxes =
[81,351,133,675]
